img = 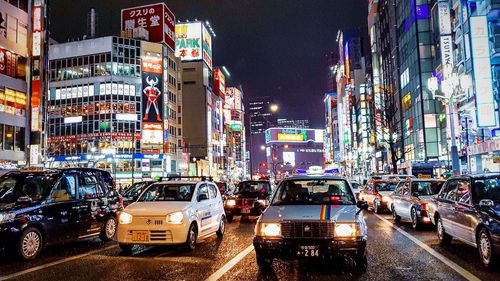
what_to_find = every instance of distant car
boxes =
[372,174,416,181]
[391,178,445,229]
[432,174,500,268]
[253,173,369,271]
[121,180,155,207]
[349,180,363,200]
[224,180,272,222]
[358,179,400,213]
[0,168,120,260]
[117,178,225,251]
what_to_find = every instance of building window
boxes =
[4,125,14,150]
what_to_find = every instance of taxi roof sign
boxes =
[307,166,324,175]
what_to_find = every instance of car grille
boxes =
[135,217,165,226]
[150,230,171,241]
[281,221,334,239]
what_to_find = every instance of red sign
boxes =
[121,3,176,50]
[0,49,6,75]
[6,52,16,77]
[213,68,226,100]
[142,55,162,74]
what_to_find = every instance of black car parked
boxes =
[0,168,121,260]
[432,173,500,268]
[224,180,272,222]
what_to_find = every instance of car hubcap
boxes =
[438,220,444,239]
[189,228,196,247]
[106,219,117,238]
[220,219,225,234]
[22,232,40,257]
[374,201,378,212]
[412,210,417,227]
[480,233,491,263]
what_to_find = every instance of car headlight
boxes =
[167,211,184,224]
[0,212,15,224]
[257,223,281,237]
[257,199,268,206]
[382,195,391,202]
[334,223,357,237]
[226,199,236,206]
[119,212,133,224]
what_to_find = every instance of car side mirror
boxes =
[479,199,494,207]
[198,194,209,202]
[412,192,420,198]
[357,200,368,210]
[17,196,33,205]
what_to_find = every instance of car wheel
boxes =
[354,250,368,272]
[392,205,401,223]
[226,214,234,222]
[100,216,118,242]
[184,223,198,251]
[437,217,452,245]
[373,200,380,214]
[478,228,497,268]
[411,208,420,230]
[256,252,273,271]
[119,243,134,252]
[17,227,43,260]
[216,216,226,238]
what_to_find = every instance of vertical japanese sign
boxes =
[31,0,43,132]
[437,1,453,67]
[213,68,225,99]
[175,22,202,61]
[141,41,164,149]
[121,3,176,50]
[202,24,213,70]
[470,16,496,127]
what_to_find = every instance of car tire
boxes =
[354,250,368,272]
[392,205,401,223]
[216,215,226,238]
[226,214,234,222]
[437,216,452,245]
[411,208,420,230]
[184,223,198,251]
[100,216,118,242]
[17,227,43,260]
[119,243,134,252]
[478,228,497,269]
[373,200,380,214]
[256,252,273,271]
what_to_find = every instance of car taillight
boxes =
[421,203,427,211]
[119,194,123,207]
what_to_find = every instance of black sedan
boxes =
[224,180,272,222]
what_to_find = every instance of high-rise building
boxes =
[325,52,338,93]
[0,0,31,168]
[223,85,246,181]
[277,118,310,129]
[47,36,183,183]
[324,93,339,168]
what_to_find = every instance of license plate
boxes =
[296,245,320,257]
[241,207,250,214]
[131,231,149,242]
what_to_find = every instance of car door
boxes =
[75,171,103,239]
[397,183,411,219]
[453,179,475,244]
[392,182,403,214]
[361,184,374,206]
[208,184,222,232]
[437,179,459,236]
[43,173,80,243]
[196,184,212,234]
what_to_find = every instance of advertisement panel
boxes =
[202,24,213,70]
[439,35,453,66]
[266,128,324,144]
[175,22,202,61]
[0,48,5,75]
[470,16,496,127]
[213,68,226,99]
[437,2,451,35]
[121,3,176,50]
[31,1,43,133]
[141,42,164,148]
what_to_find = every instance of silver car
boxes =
[391,179,445,229]
[253,174,369,271]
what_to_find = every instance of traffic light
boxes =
[260,162,267,168]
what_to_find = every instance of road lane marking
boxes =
[0,245,117,281]
[205,244,254,281]
[374,214,481,281]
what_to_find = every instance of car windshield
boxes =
[235,182,270,194]
[351,182,362,190]
[473,177,500,203]
[123,181,151,197]
[272,179,355,205]
[138,184,196,202]
[411,181,444,196]
[375,182,398,192]
[0,173,59,203]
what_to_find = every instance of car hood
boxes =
[123,201,191,216]
[378,191,393,196]
[260,205,358,223]
[0,202,41,213]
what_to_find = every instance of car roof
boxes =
[449,173,500,180]
[153,180,210,185]
[407,178,445,182]
[282,175,347,181]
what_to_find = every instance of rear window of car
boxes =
[272,179,355,205]
[235,182,270,194]
[411,181,444,196]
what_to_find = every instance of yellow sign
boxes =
[418,174,432,179]
[277,133,304,142]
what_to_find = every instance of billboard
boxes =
[265,128,325,144]
[175,22,202,61]
[202,24,213,69]
[121,3,176,50]
[141,42,164,148]
[214,68,226,99]
[470,16,496,127]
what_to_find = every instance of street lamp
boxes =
[427,65,470,175]
[269,104,279,113]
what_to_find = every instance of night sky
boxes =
[50,0,368,127]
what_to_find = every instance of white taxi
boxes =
[117,179,226,251]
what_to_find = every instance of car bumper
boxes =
[225,206,263,216]
[0,223,22,250]
[253,236,367,260]
[117,222,189,245]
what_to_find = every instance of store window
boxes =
[4,125,14,150]
[14,126,24,151]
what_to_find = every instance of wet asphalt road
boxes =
[0,211,499,281]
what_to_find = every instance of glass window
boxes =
[4,125,14,150]
[456,180,471,204]
[235,181,271,194]
[50,175,77,202]
[273,179,355,205]
[0,173,58,203]
[198,184,209,198]
[138,184,196,202]
[0,124,3,150]
[411,181,444,196]
[208,185,217,199]
[78,172,99,198]
[440,180,458,201]
[473,177,500,204]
